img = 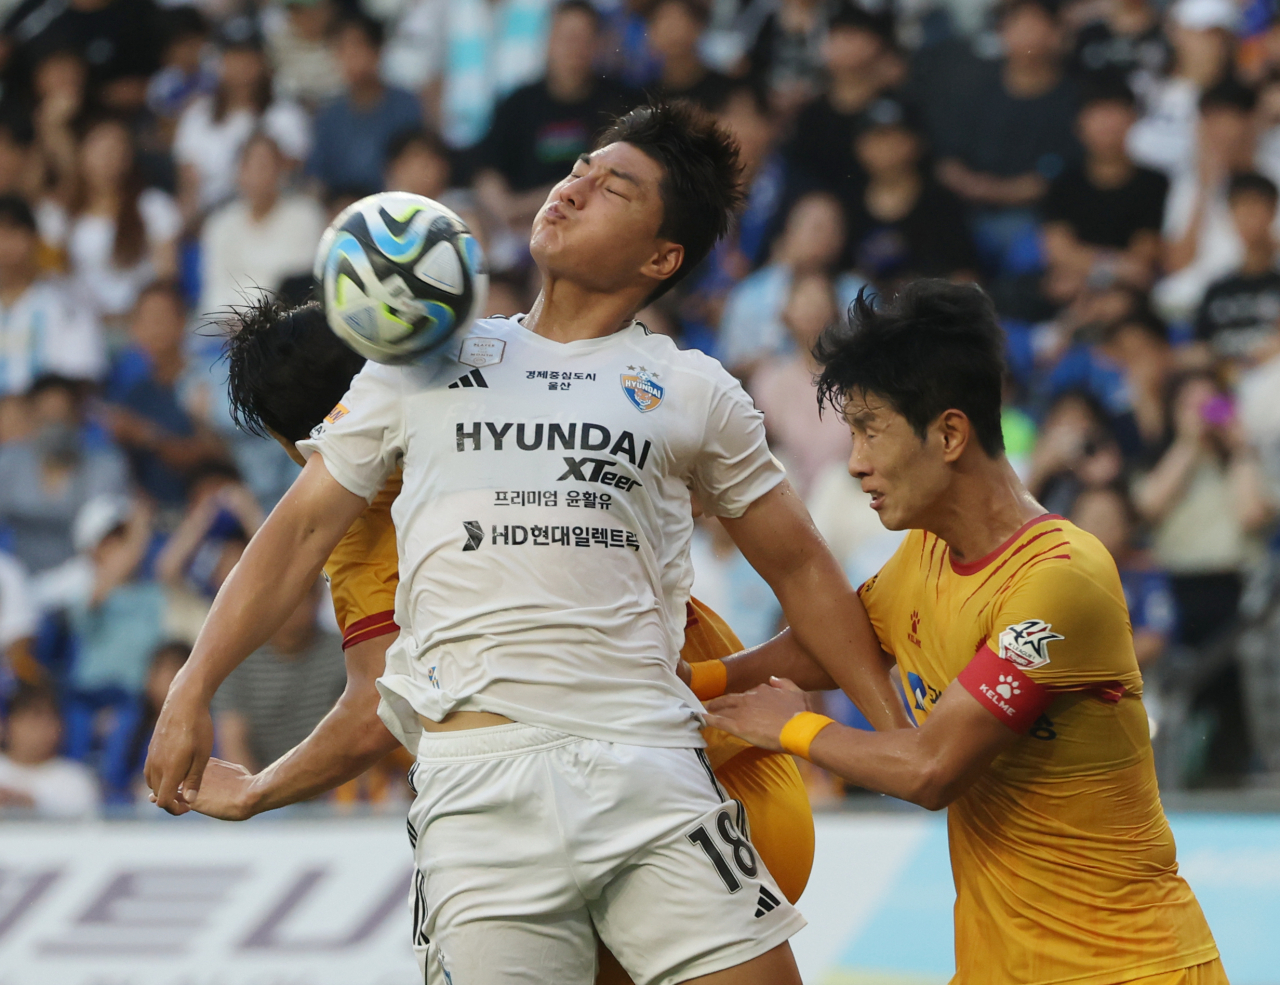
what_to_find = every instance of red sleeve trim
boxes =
[342,610,398,650]
[957,644,1052,733]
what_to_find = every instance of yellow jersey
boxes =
[323,481,813,902]
[325,470,402,648]
[859,514,1218,985]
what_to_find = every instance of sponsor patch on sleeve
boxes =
[997,619,1062,671]
[324,403,350,425]
[958,644,1052,733]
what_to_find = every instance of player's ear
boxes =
[641,241,683,284]
[936,409,971,463]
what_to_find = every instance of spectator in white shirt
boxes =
[0,684,99,819]
[39,117,182,325]
[199,132,326,318]
[174,27,312,220]
[0,196,104,396]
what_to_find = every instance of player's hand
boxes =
[144,690,214,815]
[186,758,259,821]
[704,678,808,752]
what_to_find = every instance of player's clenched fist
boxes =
[704,678,808,752]
[144,688,214,815]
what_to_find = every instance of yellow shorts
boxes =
[714,746,814,904]
[1124,959,1230,985]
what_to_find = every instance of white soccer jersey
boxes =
[297,316,785,751]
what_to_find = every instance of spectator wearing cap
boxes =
[1155,80,1263,321]
[645,0,733,112]
[0,196,105,396]
[1040,78,1169,299]
[783,2,897,199]
[174,23,312,222]
[1,0,164,112]
[262,0,344,109]
[102,281,228,509]
[199,132,326,318]
[1191,173,1280,377]
[473,1,636,242]
[931,0,1082,273]
[0,684,99,818]
[1127,0,1236,177]
[307,13,422,195]
[63,495,165,699]
[746,0,835,116]
[845,96,977,294]
[1071,0,1172,85]
[38,116,181,325]
[0,376,128,576]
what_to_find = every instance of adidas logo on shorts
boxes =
[754,886,782,918]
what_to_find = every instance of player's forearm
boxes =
[247,691,400,815]
[804,723,962,810]
[723,630,839,693]
[246,635,400,814]
[774,569,912,731]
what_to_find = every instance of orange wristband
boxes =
[689,659,728,700]
[779,711,835,760]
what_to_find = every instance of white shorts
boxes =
[405,722,805,985]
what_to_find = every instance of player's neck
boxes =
[926,454,1047,565]
[523,280,643,344]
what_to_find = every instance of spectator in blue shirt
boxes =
[307,12,422,194]
[1072,483,1177,667]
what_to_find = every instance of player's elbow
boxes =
[905,759,962,812]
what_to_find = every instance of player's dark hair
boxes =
[1227,170,1279,203]
[814,280,1007,457]
[223,297,365,443]
[595,100,743,301]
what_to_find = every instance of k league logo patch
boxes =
[998,619,1063,671]
[621,365,663,412]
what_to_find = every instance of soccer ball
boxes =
[314,192,488,364]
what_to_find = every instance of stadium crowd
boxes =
[1,0,1279,817]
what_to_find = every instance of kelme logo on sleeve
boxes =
[998,619,1063,670]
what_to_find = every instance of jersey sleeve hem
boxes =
[957,644,1053,733]
[293,444,383,503]
[343,609,399,649]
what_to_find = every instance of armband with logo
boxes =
[957,644,1051,733]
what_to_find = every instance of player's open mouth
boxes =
[868,493,886,511]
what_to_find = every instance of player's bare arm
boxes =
[706,677,1016,810]
[145,454,368,814]
[189,632,400,820]
[718,481,913,731]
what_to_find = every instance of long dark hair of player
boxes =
[223,297,366,443]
